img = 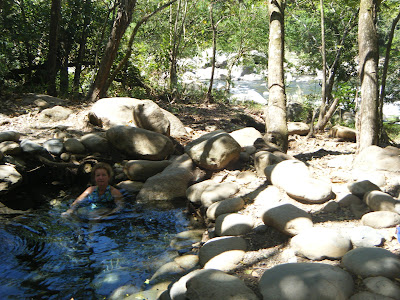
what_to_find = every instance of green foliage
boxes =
[332,81,357,113]
[383,123,400,144]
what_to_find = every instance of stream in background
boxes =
[0,199,189,299]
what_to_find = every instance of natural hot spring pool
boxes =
[0,198,190,299]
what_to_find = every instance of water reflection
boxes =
[0,200,189,299]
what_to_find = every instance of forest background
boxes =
[1,0,400,151]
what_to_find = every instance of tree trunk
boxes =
[73,0,92,99]
[206,1,216,103]
[47,0,61,96]
[105,0,177,93]
[87,0,137,102]
[357,0,379,151]
[265,0,288,153]
[315,0,327,133]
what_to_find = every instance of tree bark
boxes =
[47,0,61,96]
[357,0,379,151]
[87,0,137,102]
[265,0,288,153]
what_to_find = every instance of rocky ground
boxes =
[1,93,400,298]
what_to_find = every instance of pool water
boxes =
[0,199,189,299]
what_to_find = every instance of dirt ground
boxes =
[1,94,400,297]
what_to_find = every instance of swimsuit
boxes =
[78,185,115,210]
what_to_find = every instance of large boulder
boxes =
[89,97,140,128]
[106,125,174,160]
[80,133,110,153]
[123,160,171,181]
[185,130,241,170]
[353,145,400,172]
[136,154,194,201]
[161,108,188,138]
[229,127,262,148]
[259,263,354,300]
[133,99,170,136]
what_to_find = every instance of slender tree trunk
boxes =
[87,0,137,102]
[315,0,327,133]
[206,1,216,103]
[73,0,92,99]
[357,0,379,151]
[265,0,288,152]
[47,0,61,96]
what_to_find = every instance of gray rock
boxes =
[350,291,394,300]
[285,177,333,204]
[364,190,400,214]
[262,203,313,236]
[341,247,400,278]
[329,125,356,141]
[0,130,20,143]
[215,213,254,236]
[89,97,140,128]
[123,160,171,181]
[200,182,239,207]
[20,139,44,153]
[38,105,72,122]
[287,122,310,136]
[354,145,400,172]
[136,154,194,201]
[133,99,170,136]
[185,130,241,170]
[229,127,262,148]
[186,179,215,204]
[259,263,354,300]
[115,180,143,193]
[266,159,310,190]
[291,227,352,260]
[364,276,400,300]
[161,108,188,138]
[43,138,64,155]
[185,269,258,300]
[338,194,362,207]
[349,226,384,247]
[64,138,86,154]
[0,141,22,155]
[0,165,23,194]
[150,254,199,285]
[254,151,285,177]
[348,180,381,198]
[80,133,110,153]
[169,269,201,300]
[106,125,174,160]
[198,236,247,271]
[361,211,400,228]
[206,197,245,220]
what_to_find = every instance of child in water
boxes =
[61,162,124,220]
